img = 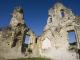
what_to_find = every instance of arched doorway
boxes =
[42,38,52,50]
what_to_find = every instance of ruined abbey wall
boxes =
[0,3,80,60]
[0,7,37,59]
[38,3,80,60]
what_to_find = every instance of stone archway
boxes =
[42,38,52,50]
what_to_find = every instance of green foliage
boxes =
[8,57,51,60]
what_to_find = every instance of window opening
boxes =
[68,30,76,44]
[60,9,65,17]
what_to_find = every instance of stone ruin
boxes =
[37,3,80,60]
[0,2,80,60]
[0,7,37,59]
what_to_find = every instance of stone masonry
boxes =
[37,3,80,60]
[0,2,80,60]
[0,7,36,59]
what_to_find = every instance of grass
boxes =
[8,57,51,60]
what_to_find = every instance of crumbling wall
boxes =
[0,7,37,59]
[38,3,80,60]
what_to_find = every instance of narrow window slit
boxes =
[60,9,65,17]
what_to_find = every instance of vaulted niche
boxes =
[67,30,77,50]
[60,9,65,18]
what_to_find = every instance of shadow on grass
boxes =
[8,57,51,60]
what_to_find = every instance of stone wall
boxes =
[0,7,37,59]
[0,3,80,60]
[38,3,80,60]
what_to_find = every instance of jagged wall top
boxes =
[13,7,23,14]
[49,3,71,15]
[44,3,75,31]
[10,7,24,28]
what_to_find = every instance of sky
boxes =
[68,31,76,43]
[0,0,80,37]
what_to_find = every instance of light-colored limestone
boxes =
[38,3,80,60]
[0,7,37,59]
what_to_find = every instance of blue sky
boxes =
[68,31,76,43]
[0,0,80,37]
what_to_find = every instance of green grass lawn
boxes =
[8,57,51,60]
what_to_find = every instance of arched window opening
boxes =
[24,35,30,44]
[42,38,52,50]
[60,9,65,18]
[21,35,30,54]
[49,17,52,23]
[35,38,37,43]
[68,30,76,44]
[48,17,52,23]
[67,30,77,50]
[48,15,52,23]
[22,35,30,49]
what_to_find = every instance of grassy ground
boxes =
[8,57,51,60]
